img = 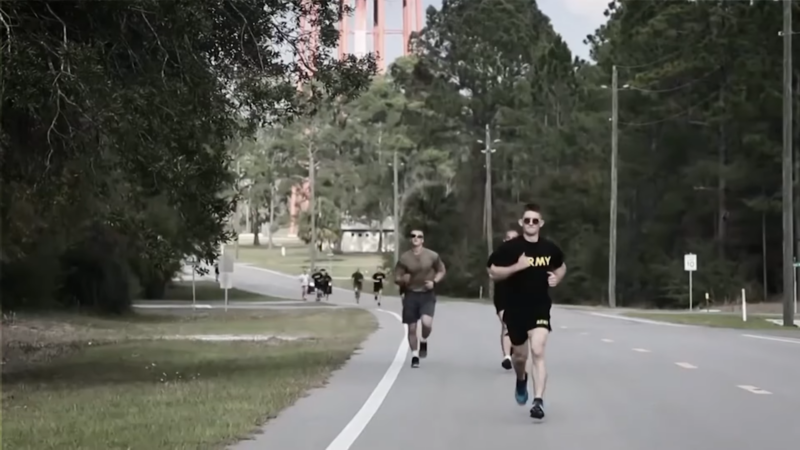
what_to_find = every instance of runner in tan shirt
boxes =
[394,228,446,368]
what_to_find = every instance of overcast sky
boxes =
[349,0,610,63]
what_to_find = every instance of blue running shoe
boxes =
[515,375,529,405]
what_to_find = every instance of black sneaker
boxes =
[419,342,428,358]
[411,356,420,368]
[501,357,512,370]
[530,398,545,419]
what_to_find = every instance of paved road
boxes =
[228,263,800,450]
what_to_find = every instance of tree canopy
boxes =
[0,0,375,312]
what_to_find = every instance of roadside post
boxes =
[684,253,697,310]
[219,248,235,312]
[742,288,747,322]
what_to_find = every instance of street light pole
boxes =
[393,149,400,266]
[308,143,317,271]
[781,0,794,326]
[608,64,619,308]
[479,124,499,299]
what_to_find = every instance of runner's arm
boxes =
[487,242,523,281]
[549,244,567,284]
[433,256,446,283]
[394,262,408,286]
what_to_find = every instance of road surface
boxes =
[225,263,800,450]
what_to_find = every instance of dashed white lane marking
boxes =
[579,332,589,336]
[559,325,568,329]
[588,312,688,327]
[742,334,800,345]
[737,385,772,395]
[326,309,407,450]
[601,338,614,343]
[632,348,651,353]
[675,362,697,369]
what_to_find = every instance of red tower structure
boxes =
[288,0,423,237]
[338,0,424,72]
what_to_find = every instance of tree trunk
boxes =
[268,182,276,249]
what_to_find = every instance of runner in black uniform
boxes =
[351,269,364,303]
[320,269,332,300]
[487,228,519,370]
[372,267,386,307]
[487,203,566,420]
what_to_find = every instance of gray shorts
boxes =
[401,290,436,324]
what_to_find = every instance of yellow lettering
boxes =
[536,319,549,326]
[527,256,552,267]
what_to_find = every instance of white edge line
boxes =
[632,348,651,353]
[742,334,800,345]
[325,309,407,450]
[674,362,697,369]
[737,385,772,395]
[589,312,688,327]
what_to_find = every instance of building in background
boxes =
[339,217,395,253]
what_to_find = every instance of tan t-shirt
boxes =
[395,248,445,292]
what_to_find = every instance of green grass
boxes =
[624,311,800,331]
[141,280,285,302]
[232,243,400,295]
[1,308,376,450]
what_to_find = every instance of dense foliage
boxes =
[0,0,375,312]
[240,0,797,308]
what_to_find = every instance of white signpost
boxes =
[684,253,697,310]
[219,248,235,312]
[186,256,198,309]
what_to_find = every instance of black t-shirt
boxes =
[372,272,386,285]
[352,272,364,284]
[486,236,565,311]
[486,250,508,302]
[312,272,323,283]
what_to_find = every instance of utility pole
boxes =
[781,0,794,326]
[308,142,318,271]
[480,124,498,299]
[393,149,400,266]
[608,65,619,308]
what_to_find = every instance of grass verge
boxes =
[624,312,800,331]
[141,280,285,303]
[1,308,376,450]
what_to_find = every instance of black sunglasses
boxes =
[523,217,541,225]
[409,233,424,239]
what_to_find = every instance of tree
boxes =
[0,0,375,311]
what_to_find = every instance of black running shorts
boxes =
[373,282,383,292]
[401,290,436,324]
[493,295,505,315]
[503,309,552,346]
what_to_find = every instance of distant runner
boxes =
[395,228,446,368]
[487,203,566,420]
[351,268,364,303]
[372,267,386,307]
[299,269,310,301]
[320,268,332,301]
[487,228,519,370]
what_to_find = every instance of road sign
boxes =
[684,253,697,272]
[219,272,233,290]
[220,252,235,273]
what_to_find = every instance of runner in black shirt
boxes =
[372,267,386,307]
[487,228,520,371]
[487,203,566,420]
[351,269,364,303]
